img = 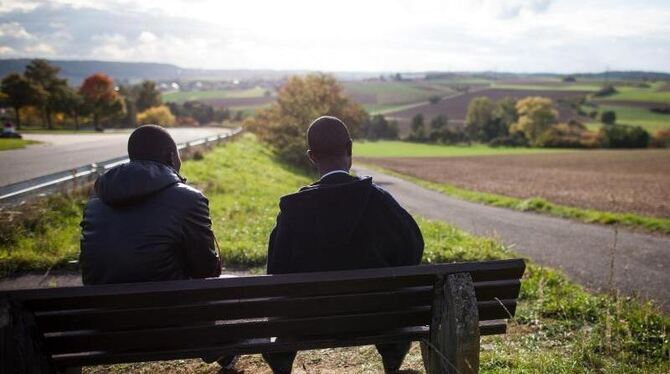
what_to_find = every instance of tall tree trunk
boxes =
[74,113,80,131]
[46,107,53,130]
[94,113,101,132]
[13,106,21,130]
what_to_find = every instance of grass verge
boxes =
[1,134,667,372]
[361,164,670,235]
[0,138,40,150]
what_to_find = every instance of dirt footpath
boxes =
[360,149,670,218]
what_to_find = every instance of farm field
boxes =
[162,86,268,103]
[360,149,670,218]
[354,140,567,158]
[342,80,458,114]
[587,104,670,132]
[384,88,589,133]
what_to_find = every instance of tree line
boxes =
[0,59,232,130]
[407,95,664,149]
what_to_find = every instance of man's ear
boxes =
[306,150,318,165]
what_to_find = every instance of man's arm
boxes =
[267,212,293,274]
[377,188,424,265]
[182,192,221,278]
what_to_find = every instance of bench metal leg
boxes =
[421,273,480,374]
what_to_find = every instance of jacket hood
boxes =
[94,160,183,206]
[279,176,373,247]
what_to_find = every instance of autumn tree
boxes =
[465,97,496,142]
[510,97,558,145]
[135,80,162,112]
[79,73,123,131]
[1,73,44,129]
[245,74,367,167]
[24,59,67,129]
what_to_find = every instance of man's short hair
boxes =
[307,116,352,158]
[127,125,177,165]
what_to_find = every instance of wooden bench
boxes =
[0,259,525,374]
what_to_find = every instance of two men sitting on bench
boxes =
[79,117,424,373]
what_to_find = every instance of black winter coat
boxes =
[267,173,424,274]
[79,160,221,285]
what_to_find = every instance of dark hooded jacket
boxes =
[79,160,221,285]
[267,172,423,274]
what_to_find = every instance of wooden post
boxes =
[421,273,480,374]
[0,297,57,374]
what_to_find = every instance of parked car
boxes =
[1,122,22,139]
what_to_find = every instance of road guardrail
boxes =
[0,127,242,206]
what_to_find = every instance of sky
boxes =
[1,0,669,73]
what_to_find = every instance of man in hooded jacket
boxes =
[264,116,424,373]
[79,125,221,284]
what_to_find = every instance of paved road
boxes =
[0,127,232,187]
[354,165,670,311]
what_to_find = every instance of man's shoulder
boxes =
[164,182,208,204]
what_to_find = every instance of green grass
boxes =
[343,81,455,106]
[354,140,571,158]
[0,138,39,150]
[491,83,602,91]
[364,164,670,235]
[596,83,670,104]
[1,135,668,372]
[586,105,670,132]
[162,87,267,103]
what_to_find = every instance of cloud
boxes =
[0,0,668,73]
[0,22,34,39]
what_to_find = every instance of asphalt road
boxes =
[354,165,670,311]
[0,128,232,187]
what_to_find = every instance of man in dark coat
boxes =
[264,116,424,373]
[79,125,221,284]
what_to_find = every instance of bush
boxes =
[428,95,441,104]
[488,133,528,147]
[650,129,670,148]
[594,84,618,97]
[599,124,650,148]
[168,101,229,125]
[600,110,616,124]
[535,121,601,148]
[137,105,176,126]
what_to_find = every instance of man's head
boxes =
[128,125,181,171]
[306,116,353,174]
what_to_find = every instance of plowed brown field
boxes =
[360,150,670,218]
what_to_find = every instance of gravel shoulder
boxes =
[354,165,670,312]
